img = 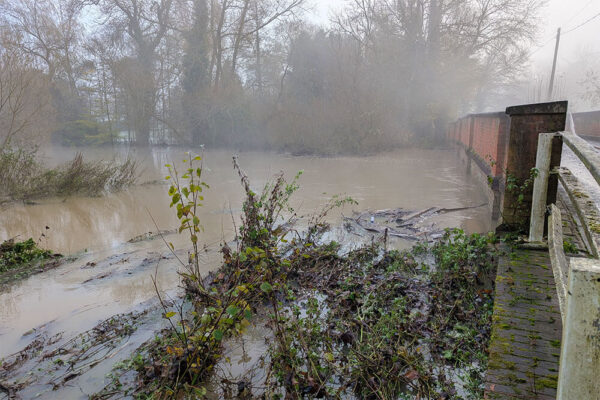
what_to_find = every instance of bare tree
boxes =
[0,0,82,93]
[0,45,54,150]
[92,0,175,145]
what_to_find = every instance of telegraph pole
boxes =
[547,27,561,101]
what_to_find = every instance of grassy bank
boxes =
[90,155,499,400]
[0,147,138,202]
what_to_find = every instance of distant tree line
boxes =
[0,0,544,154]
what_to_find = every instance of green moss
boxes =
[505,372,527,384]
[550,339,561,348]
[572,190,589,199]
[563,238,577,254]
[535,376,558,390]
[590,222,600,235]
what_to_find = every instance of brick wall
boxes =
[447,112,510,178]
[573,111,600,138]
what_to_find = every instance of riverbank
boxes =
[85,229,500,399]
[0,148,497,399]
[82,160,501,399]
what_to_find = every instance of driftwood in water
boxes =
[345,203,487,241]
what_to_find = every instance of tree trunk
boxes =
[254,1,262,94]
[214,0,228,90]
[231,0,250,75]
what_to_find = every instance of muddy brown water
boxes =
[0,146,493,396]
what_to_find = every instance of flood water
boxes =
[0,146,493,367]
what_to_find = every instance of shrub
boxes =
[0,238,52,274]
[0,147,138,201]
[53,119,114,146]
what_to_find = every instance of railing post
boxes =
[547,203,568,318]
[557,258,600,399]
[529,133,556,242]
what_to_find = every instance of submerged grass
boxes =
[0,238,52,274]
[0,238,62,285]
[0,147,138,202]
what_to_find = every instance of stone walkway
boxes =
[484,249,562,399]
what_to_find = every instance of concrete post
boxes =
[529,133,557,242]
[557,257,600,399]
[502,101,567,231]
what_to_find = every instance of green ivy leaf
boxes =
[260,282,273,293]
[213,329,224,341]
[226,305,240,317]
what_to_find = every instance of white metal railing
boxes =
[529,130,600,400]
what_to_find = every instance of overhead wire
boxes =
[563,10,600,35]
[528,5,600,57]
[564,0,595,26]
[529,34,558,57]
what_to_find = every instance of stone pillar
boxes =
[502,101,567,231]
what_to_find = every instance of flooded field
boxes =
[0,146,494,398]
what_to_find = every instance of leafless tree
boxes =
[0,44,54,150]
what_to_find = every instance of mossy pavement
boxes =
[484,248,561,400]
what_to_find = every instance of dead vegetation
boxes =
[84,156,499,400]
[0,310,150,399]
[343,204,487,241]
[0,148,139,202]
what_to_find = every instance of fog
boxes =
[1,0,600,152]
[2,1,597,397]
[313,0,600,112]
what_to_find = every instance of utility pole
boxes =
[547,27,561,101]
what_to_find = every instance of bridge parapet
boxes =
[572,110,600,139]
[450,101,600,398]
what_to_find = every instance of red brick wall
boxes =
[447,112,510,177]
[573,111,600,138]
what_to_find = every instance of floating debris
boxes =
[344,204,486,241]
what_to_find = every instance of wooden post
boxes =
[529,133,556,242]
[547,203,568,318]
[557,258,600,399]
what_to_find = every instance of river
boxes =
[0,146,493,397]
